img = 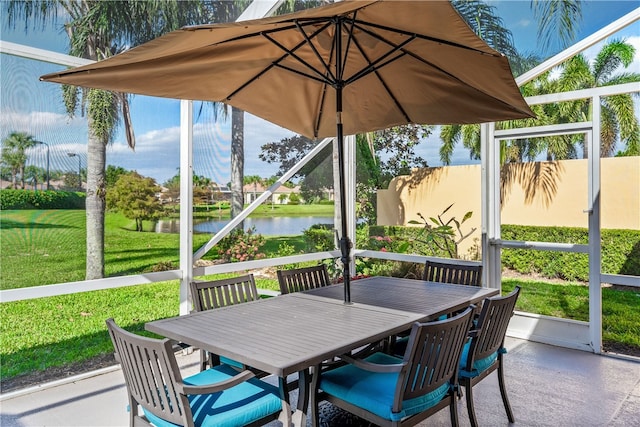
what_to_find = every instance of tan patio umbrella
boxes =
[41,0,534,303]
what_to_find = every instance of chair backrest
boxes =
[190,274,260,311]
[106,318,191,426]
[467,287,520,365]
[277,264,331,294]
[423,260,483,286]
[397,307,474,406]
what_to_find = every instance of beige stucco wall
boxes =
[377,157,639,257]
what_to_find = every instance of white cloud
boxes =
[0,110,85,139]
[516,19,532,29]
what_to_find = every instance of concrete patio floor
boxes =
[1,337,639,427]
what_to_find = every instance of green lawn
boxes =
[1,209,638,380]
[0,210,212,289]
[0,209,323,290]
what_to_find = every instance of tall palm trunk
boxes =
[85,119,106,279]
[230,106,244,230]
[19,165,25,189]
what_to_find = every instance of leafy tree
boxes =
[7,0,214,279]
[105,165,129,188]
[1,131,38,189]
[163,173,181,203]
[372,125,432,188]
[260,135,334,201]
[107,172,162,232]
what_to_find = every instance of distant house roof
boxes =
[242,183,300,194]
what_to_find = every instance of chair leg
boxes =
[465,382,479,427]
[278,376,291,405]
[449,393,459,427]
[498,363,515,422]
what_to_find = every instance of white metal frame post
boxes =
[179,100,194,315]
[481,122,501,289]
[588,96,602,353]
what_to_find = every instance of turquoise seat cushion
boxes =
[458,341,500,378]
[142,364,281,427]
[320,352,450,422]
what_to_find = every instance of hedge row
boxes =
[501,225,640,282]
[0,189,86,210]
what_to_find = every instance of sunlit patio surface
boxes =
[1,337,638,427]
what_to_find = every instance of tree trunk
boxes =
[85,118,106,280]
[19,165,25,189]
[230,106,244,230]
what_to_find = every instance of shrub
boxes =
[0,189,85,210]
[501,225,640,281]
[287,193,301,205]
[216,227,266,262]
[359,224,639,282]
[302,223,334,251]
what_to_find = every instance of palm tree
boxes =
[24,165,46,190]
[532,0,583,54]
[1,131,38,189]
[438,0,605,165]
[556,39,640,158]
[7,1,211,279]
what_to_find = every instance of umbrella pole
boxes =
[335,19,351,304]
[336,105,351,304]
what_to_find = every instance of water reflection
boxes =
[155,216,333,236]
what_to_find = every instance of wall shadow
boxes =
[501,161,565,207]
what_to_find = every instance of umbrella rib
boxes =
[350,20,511,109]
[344,35,414,85]
[294,20,337,82]
[351,18,499,57]
[347,36,411,123]
[225,27,335,101]
[263,31,336,86]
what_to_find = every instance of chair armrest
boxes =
[339,353,406,373]
[179,370,256,395]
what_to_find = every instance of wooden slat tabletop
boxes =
[305,276,498,319]
[146,292,425,377]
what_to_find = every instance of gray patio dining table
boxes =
[145,276,498,426]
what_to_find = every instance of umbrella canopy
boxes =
[41,0,534,302]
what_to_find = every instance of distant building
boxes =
[243,182,302,205]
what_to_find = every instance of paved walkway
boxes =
[1,337,639,426]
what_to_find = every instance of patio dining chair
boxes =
[423,260,483,286]
[459,286,521,427]
[310,307,474,427]
[106,318,284,427]
[277,264,332,295]
[190,274,261,372]
[390,260,482,355]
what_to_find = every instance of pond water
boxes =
[155,216,333,236]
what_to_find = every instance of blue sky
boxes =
[1,1,638,185]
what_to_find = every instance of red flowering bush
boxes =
[216,227,266,262]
